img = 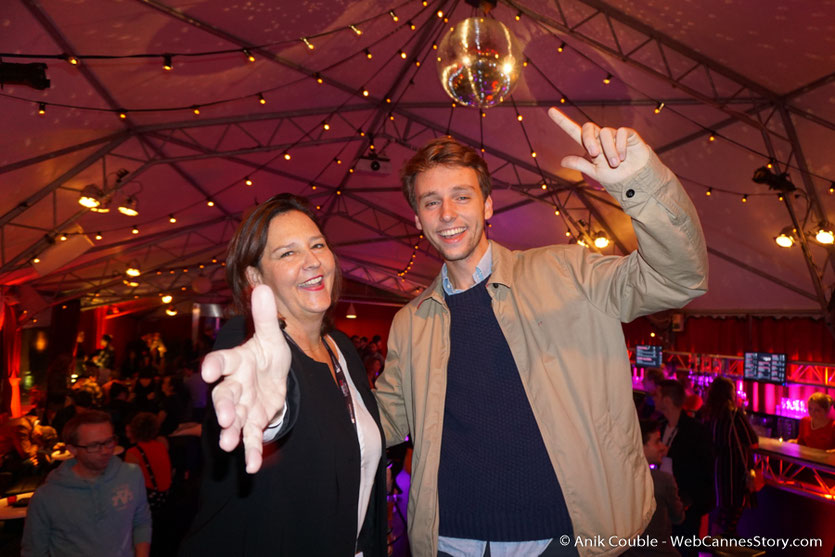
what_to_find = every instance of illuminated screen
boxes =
[635,345,663,368]
[743,352,787,384]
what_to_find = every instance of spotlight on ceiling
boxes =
[593,231,610,249]
[125,261,141,277]
[774,226,795,248]
[118,195,139,216]
[346,303,357,319]
[752,166,796,193]
[78,184,104,209]
[815,224,834,245]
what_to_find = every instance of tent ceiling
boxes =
[1,0,833,325]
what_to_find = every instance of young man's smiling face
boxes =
[413,164,493,274]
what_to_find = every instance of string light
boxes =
[38,103,46,116]
[257,93,266,105]
[365,49,372,60]
[59,233,68,241]
[362,88,370,97]
[557,42,566,53]
[408,20,416,31]
[33,257,41,264]
[829,182,834,194]
[654,101,664,114]
[389,10,399,22]
[243,49,255,62]
[515,11,522,21]
[436,9,444,18]
[706,188,712,196]
[66,54,79,66]
[95,232,102,241]
[301,37,314,50]
[399,50,407,59]
[192,106,200,116]
[531,151,537,158]
[163,54,173,71]
[206,199,215,207]
[283,152,291,160]
[517,114,523,121]
[323,122,330,130]
[315,73,323,84]
[603,73,612,85]
[118,110,127,119]
[334,158,342,165]
[350,24,362,36]
[741,194,748,203]
[767,159,775,169]
[540,183,547,190]
[708,131,716,142]
[132,226,140,234]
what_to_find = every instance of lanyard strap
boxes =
[321,337,357,429]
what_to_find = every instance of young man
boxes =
[623,420,685,557]
[22,411,152,557]
[203,108,708,557]
[655,379,714,554]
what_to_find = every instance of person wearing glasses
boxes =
[22,411,152,557]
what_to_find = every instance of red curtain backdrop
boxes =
[624,316,835,363]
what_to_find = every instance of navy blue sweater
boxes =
[437,279,573,541]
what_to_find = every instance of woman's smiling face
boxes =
[246,210,336,329]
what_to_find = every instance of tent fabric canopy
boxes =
[1,0,833,326]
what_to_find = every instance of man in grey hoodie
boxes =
[22,411,152,557]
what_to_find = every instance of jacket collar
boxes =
[415,240,513,313]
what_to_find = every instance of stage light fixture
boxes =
[78,184,104,209]
[118,195,139,216]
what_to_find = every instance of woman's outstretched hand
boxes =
[202,284,292,473]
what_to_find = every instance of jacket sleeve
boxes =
[374,311,411,448]
[21,492,50,557]
[563,150,708,322]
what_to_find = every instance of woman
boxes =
[792,392,835,451]
[125,412,173,557]
[704,376,758,537]
[180,194,386,557]
[125,412,172,506]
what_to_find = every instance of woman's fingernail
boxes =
[610,157,619,166]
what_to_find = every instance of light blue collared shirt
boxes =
[438,243,554,557]
[441,245,492,295]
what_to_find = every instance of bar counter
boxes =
[754,437,835,501]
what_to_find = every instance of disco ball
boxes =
[436,17,523,109]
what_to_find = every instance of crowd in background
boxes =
[633,366,834,555]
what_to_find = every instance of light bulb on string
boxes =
[389,10,398,22]
[654,102,664,114]
[314,73,323,84]
[163,54,173,71]
[741,194,748,203]
[257,93,266,105]
[365,49,372,60]
[38,103,46,116]
[301,37,314,50]
[557,42,566,53]
[192,106,200,116]
[603,74,612,85]
[169,214,177,223]
[350,24,362,36]
[243,49,255,62]
[706,188,712,197]
[95,232,103,241]
[708,131,716,142]
[66,54,79,66]
[245,176,253,186]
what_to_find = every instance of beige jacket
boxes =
[374,151,708,557]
